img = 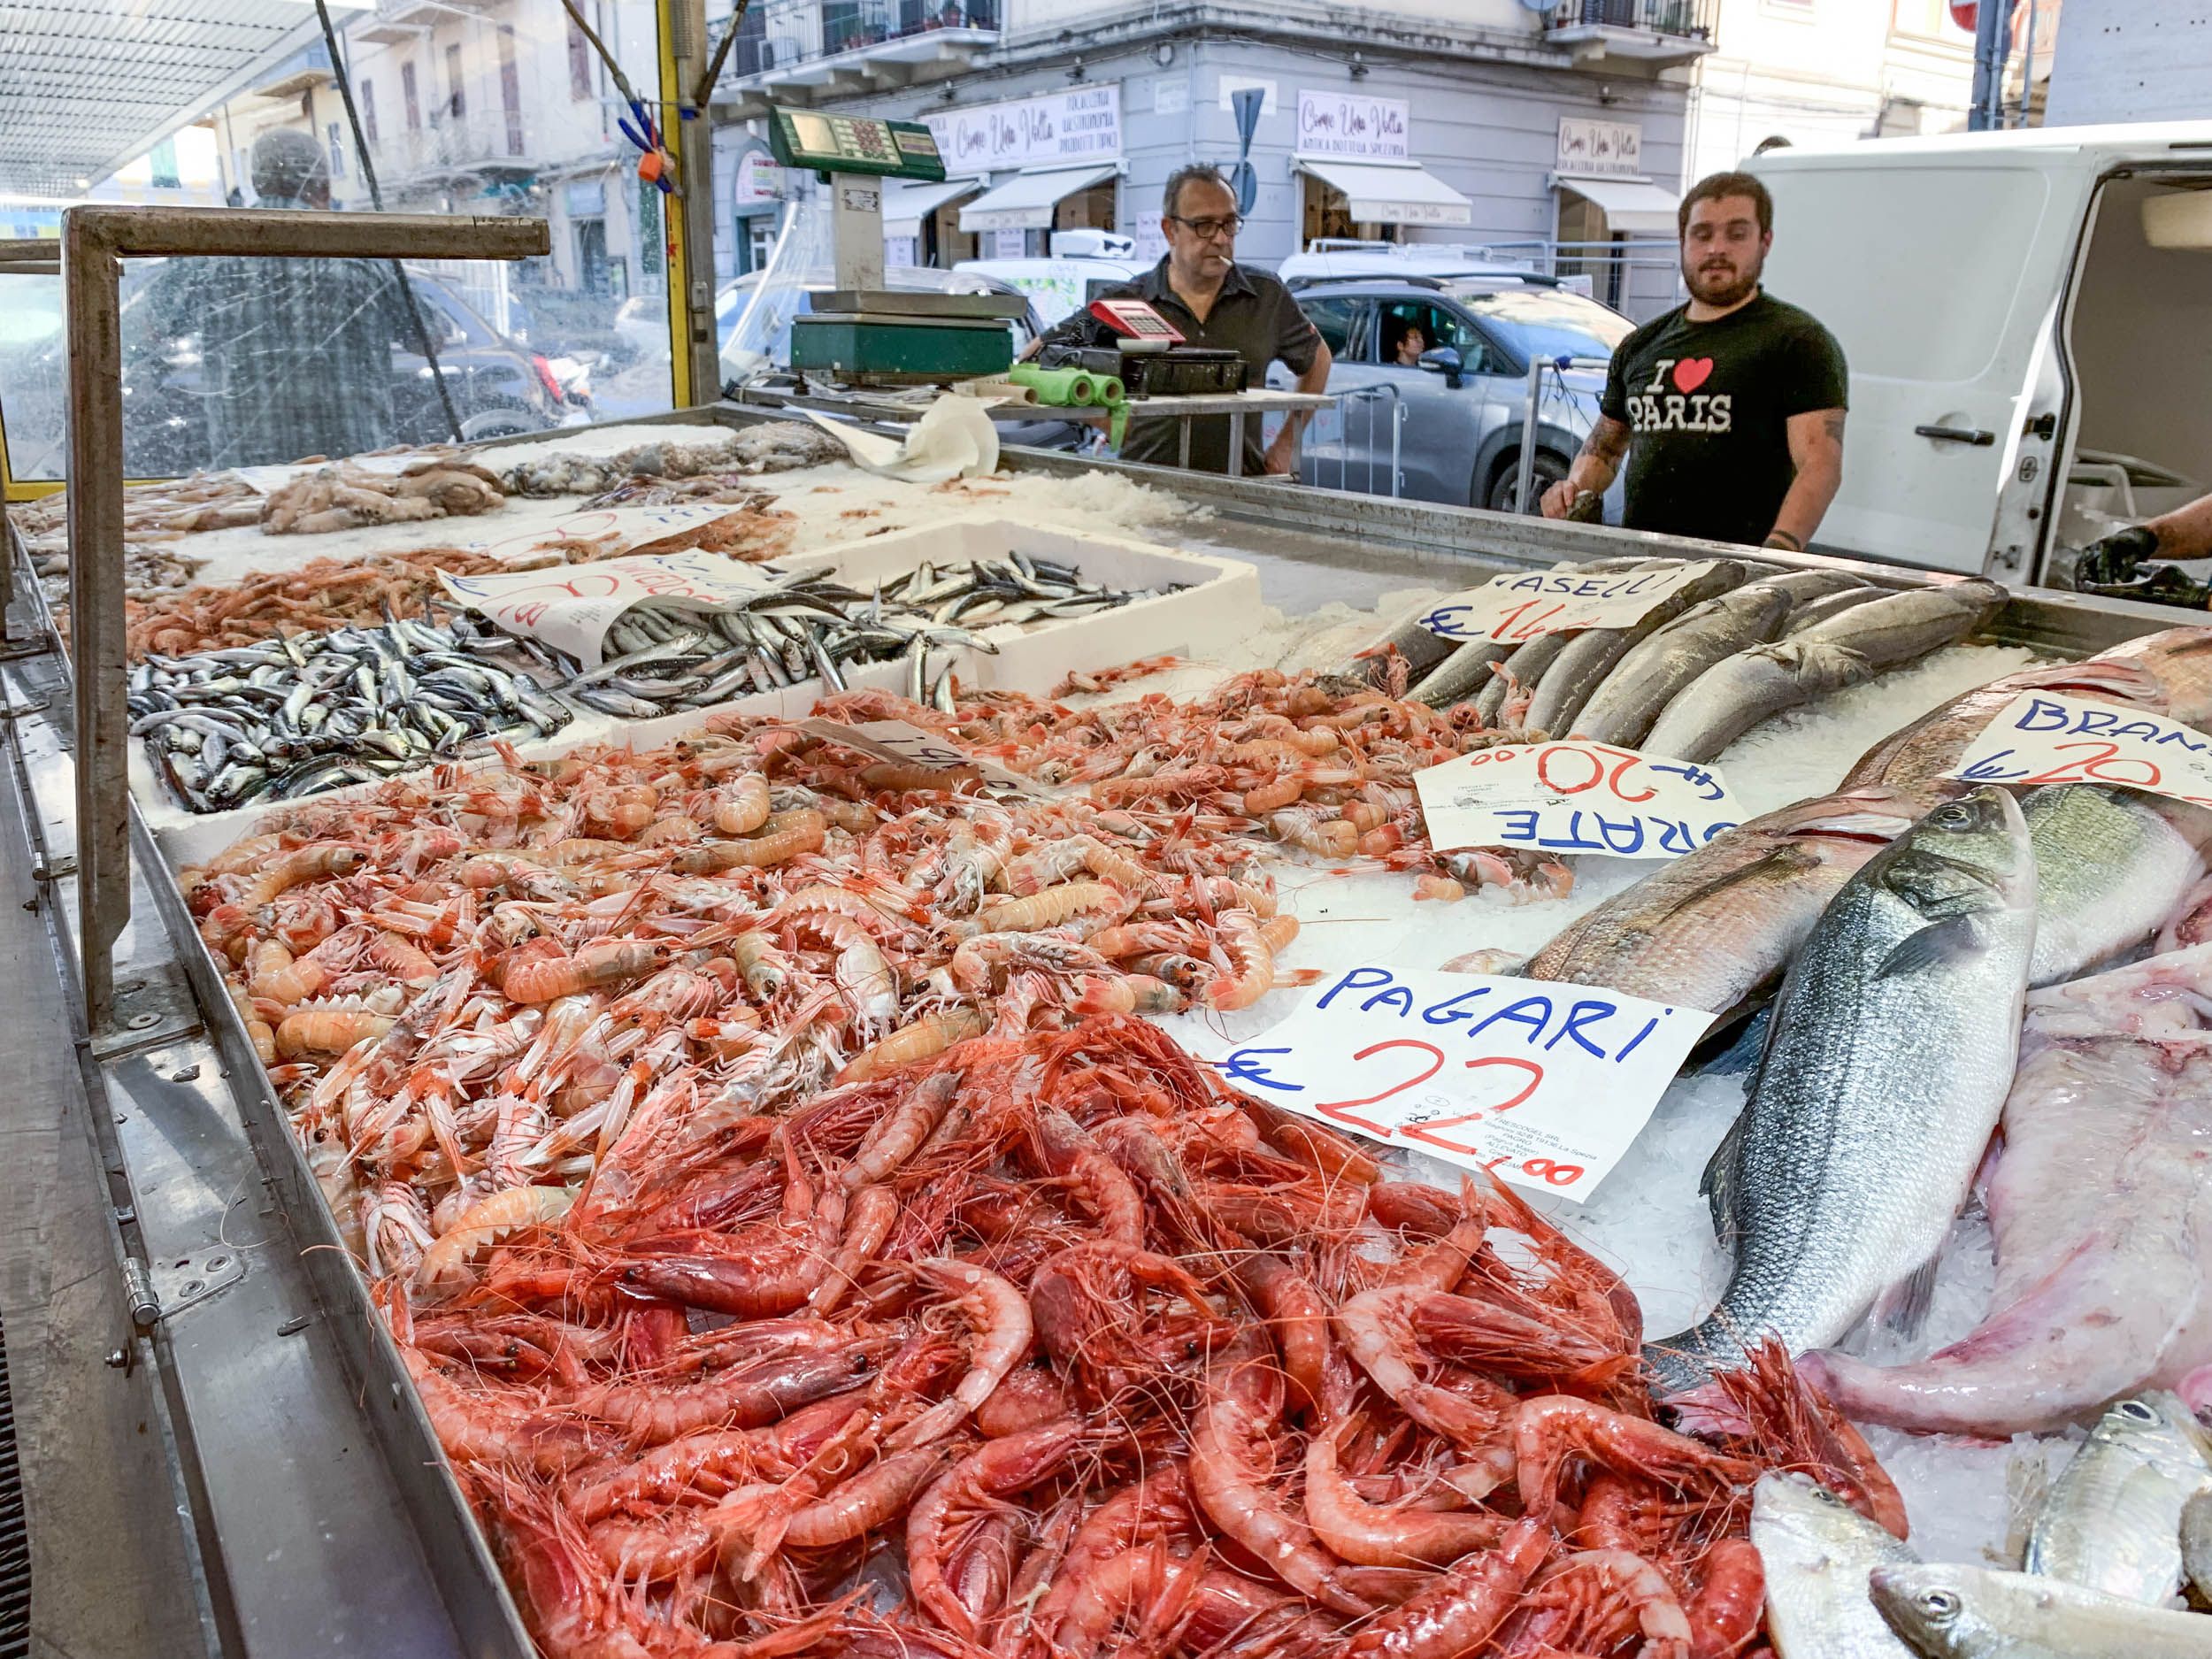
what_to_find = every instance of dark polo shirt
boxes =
[1036,257,1323,474]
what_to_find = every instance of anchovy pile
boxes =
[456,557,1182,720]
[132,621,570,814]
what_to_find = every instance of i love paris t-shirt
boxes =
[1599,291,1847,549]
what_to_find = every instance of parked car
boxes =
[1268,273,1635,511]
[0,263,583,480]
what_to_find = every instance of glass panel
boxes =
[1297,296,1365,361]
[0,0,676,484]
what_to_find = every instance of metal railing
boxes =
[731,0,999,75]
[1546,0,1717,42]
[1514,354,1610,515]
[1328,383,1405,499]
[369,114,536,181]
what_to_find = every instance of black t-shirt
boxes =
[1599,292,1847,548]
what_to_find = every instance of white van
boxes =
[1747,122,2212,582]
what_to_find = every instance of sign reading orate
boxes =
[1421,561,1721,644]
[1948,691,2212,807]
[1413,741,1745,859]
[439,549,775,668]
[1213,966,1712,1202]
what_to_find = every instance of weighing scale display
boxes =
[770,108,946,181]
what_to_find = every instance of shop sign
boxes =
[1949,691,2212,809]
[1211,965,1713,1202]
[1420,560,1725,643]
[926,85,1123,171]
[884,234,918,267]
[988,227,1028,259]
[1219,75,1278,115]
[1412,741,1747,862]
[1557,116,1643,178]
[1155,76,1190,116]
[733,150,786,208]
[1295,90,1409,161]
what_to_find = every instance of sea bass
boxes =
[1752,1474,1921,1659]
[1643,580,2008,764]
[1572,575,1806,747]
[1523,558,1750,736]
[1870,1563,2212,1658]
[1646,787,2037,1391]
[1485,791,1917,1022]
[2024,1393,2212,1608]
[1801,942,2212,1434]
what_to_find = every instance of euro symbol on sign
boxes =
[1218,1048,1302,1094]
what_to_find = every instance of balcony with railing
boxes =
[1543,0,1717,65]
[369,111,540,186]
[710,0,1001,117]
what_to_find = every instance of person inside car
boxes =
[1393,322,1429,369]
[1539,169,1847,552]
[1032,165,1330,475]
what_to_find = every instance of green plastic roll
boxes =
[1095,375,1125,403]
[1010,364,1093,406]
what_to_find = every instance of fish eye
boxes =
[1929,803,1971,829]
[2120,1399,2159,1423]
[1918,1589,1962,1621]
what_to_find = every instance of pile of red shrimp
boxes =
[182,709,1317,1264]
[823,671,1571,901]
[389,1018,1901,1659]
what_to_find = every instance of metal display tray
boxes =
[18,398,2203,1654]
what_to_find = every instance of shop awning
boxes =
[1296,159,1472,228]
[882,176,983,238]
[1556,175,1681,235]
[959,162,1119,234]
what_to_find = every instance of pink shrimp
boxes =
[884,1257,1033,1450]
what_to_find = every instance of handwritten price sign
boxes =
[439,549,776,668]
[795,718,1049,796]
[1413,741,1745,859]
[1947,692,2212,809]
[1213,966,1713,1201]
[1421,561,1723,645]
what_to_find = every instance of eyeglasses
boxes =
[1168,214,1243,241]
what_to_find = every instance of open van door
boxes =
[1751,152,2083,574]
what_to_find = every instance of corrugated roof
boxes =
[0,2,331,196]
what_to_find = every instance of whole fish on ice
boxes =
[2019,784,2208,986]
[1751,1473,1921,1659]
[1522,558,1748,735]
[1802,941,2212,1434]
[1646,786,2037,1391]
[1470,791,1916,1022]
[1643,579,2008,764]
[2024,1393,2212,1608]
[1870,1563,2212,1658]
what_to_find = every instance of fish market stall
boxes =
[12,399,2212,1659]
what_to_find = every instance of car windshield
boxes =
[1455,287,1634,364]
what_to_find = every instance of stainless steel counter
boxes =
[6,401,2199,1655]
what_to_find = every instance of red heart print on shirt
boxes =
[1672,357,1714,393]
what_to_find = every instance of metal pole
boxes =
[1514,355,1543,513]
[1970,0,2011,133]
[2016,0,2039,128]
[60,205,546,1032]
[311,0,466,443]
[672,0,722,403]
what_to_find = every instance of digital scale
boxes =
[768,106,1021,387]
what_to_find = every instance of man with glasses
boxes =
[1033,165,1330,475]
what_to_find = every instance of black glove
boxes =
[2076,524,2161,588]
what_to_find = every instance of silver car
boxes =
[1268,274,1636,513]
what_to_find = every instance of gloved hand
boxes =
[2076,524,2161,588]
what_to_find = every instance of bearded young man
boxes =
[1540,170,1847,552]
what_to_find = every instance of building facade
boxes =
[710,0,1717,318]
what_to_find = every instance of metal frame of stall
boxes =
[3,395,2196,1653]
